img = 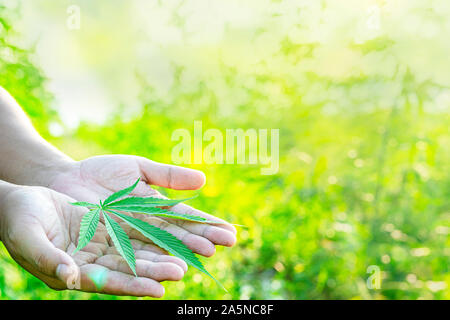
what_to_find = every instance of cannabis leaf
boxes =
[103,178,141,205]
[73,208,100,254]
[70,178,232,290]
[108,206,221,224]
[107,209,224,289]
[103,211,136,276]
[107,196,194,208]
[71,201,99,208]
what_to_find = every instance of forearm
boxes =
[0,87,74,186]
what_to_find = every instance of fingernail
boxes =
[56,264,78,289]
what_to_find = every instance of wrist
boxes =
[0,143,76,188]
[31,157,77,188]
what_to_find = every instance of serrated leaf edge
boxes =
[105,206,226,224]
[106,195,196,208]
[102,210,137,276]
[103,178,140,205]
[107,209,226,290]
[73,209,100,254]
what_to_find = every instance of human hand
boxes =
[48,155,237,257]
[0,185,187,297]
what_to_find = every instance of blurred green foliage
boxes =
[0,6,57,137]
[0,1,449,300]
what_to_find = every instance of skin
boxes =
[0,182,186,297]
[48,155,237,258]
[0,87,236,297]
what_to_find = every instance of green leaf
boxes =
[107,210,225,290]
[106,196,195,208]
[103,178,140,206]
[73,209,100,254]
[106,205,224,224]
[102,210,137,276]
[70,201,98,208]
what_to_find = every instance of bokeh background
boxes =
[0,0,449,300]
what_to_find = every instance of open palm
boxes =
[0,186,187,297]
[49,155,237,258]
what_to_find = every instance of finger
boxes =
[135,249,188,273]
[136,242,168,255]
[95,255,184,281]
[79,264,165,297]
[125,190,237,243]
[76,240,108,257]
[104,239,168,256]
[137,157,206,190]
[11,223,79,289]
[171,203,238,235]
[139,216,216,257]
[163,218,236,247]
[120,223,165,245]
[103,238,188,273]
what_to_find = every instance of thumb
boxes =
[18,225,80,289]
[137,157,206,190]
[55,262,80,289]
